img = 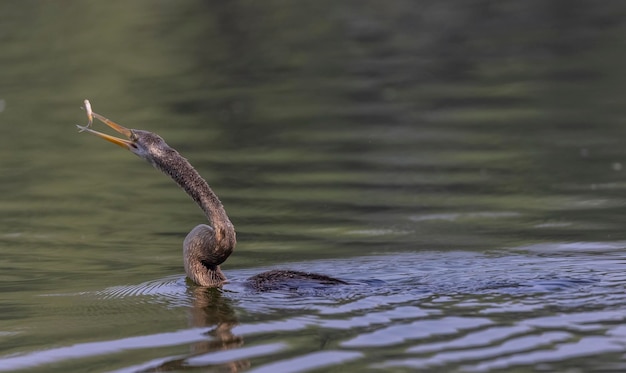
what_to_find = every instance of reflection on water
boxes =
[2,247,626,372]
[2,0,626,372]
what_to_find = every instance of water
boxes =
[2,1,626,372]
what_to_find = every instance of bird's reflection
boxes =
[139,286,248,372]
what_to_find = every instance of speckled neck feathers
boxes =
[150,144,236,269]
[151,147,228,224]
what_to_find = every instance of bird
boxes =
[76,103,347,290]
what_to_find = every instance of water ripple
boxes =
[342,316,494,348]
[247,351,363,373]
[5,247,626,372]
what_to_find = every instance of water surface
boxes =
[2,1,626,372]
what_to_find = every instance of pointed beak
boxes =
[77,112,135,149]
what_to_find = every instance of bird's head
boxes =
[77,112,170,166]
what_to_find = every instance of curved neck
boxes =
[151,148,234,235]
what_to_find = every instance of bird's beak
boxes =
[77,112,135,149]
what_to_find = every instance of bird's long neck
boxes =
[151,147,235,241]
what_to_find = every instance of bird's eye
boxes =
[130,132,138,142]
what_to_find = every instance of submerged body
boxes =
[77,103,345,290]
[248,269,348,290]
